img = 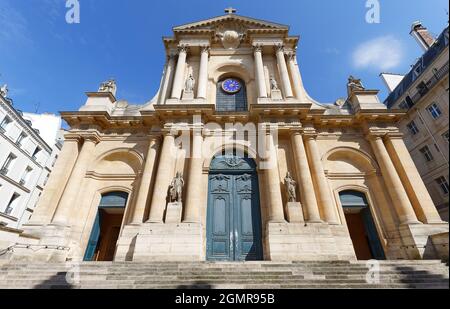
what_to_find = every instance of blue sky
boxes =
[0,0,448,119]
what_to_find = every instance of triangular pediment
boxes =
[173,14,289,32]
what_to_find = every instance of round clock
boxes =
[222,78,242,94]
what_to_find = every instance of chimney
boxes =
[410,21,436,52]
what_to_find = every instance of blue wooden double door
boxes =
[206,155,263,261]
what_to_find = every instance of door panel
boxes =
[84,212,101,261]
[207,172,263,261]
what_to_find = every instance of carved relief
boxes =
[216,22,246,49]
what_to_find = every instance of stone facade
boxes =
[4,11,448,262]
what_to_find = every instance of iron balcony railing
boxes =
[409,61,449,105]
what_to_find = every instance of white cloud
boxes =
[352,36,403,71]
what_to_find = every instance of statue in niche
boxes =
[169,172,185,203]
[98,79,116,93]
[0,84,8,97]
[284,172,297,203]
[270,76,279,90]
[347,75,365,94]
[185,74,195,92]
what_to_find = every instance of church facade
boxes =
[9,11,449,263]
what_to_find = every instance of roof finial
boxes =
[224,7,237,14]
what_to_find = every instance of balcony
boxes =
[410,61,449,105]
[19,179,26,186]
[0,167,8,176]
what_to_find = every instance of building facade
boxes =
[0,88,63,230]
[6,11,449,262]
[382,23,449,221]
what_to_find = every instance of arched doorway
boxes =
[339,190,385,260]
[84,191,129,261]
[206,153,263,261]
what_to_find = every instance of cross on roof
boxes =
[224,7,237,14]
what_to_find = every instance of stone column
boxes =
[130,136,161,225]
[52,133,100,226]
[385,134,444,224]
[290,131,322,222]
[170,45,188,100]
[287,52,306,101]
[147,131,177,223]
[264,131,285,222]
[184,128,204,223]
[304,134,339,224]
[275,44,294,99]
[197,46,209,99]
[253,45,268,98]
[368,135,421,225]
[159,54,176,104]
[27,134,81,225]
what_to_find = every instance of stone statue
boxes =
[0,84,8,97]
[270,76,279,90]
[169,172,185,203]
[347,75,365,94]
[284,172,297,203]
[185,74,195,92]
[98,79,116,94]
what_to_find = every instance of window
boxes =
[32,147,41,161]
[443,131,449,143]
[420,146,434,162]
[43,173,50,186]
[435,177,449,195]
[16,132,27,147]
[1,153,17,175]
[0,116,12,133]
[407,121,420,135]
[216,77,248,112]
[5,193,20,215]
[427,103,442,119]
[399,101,409,110]
[20,166,33,186]
[52,155,58,167]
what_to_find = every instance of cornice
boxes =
[0,98,52,154]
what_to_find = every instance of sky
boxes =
[0,0,448,121]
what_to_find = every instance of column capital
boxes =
[148,134,162,143]
[275,43,285,53]
[365,132,385,142]
[166,53,177,62]
[82,132,101,145]
[200,45,210,54]
[162,129,179,138]
[289,129,304,137]
[385,131,404,140]
[303,129,318,140]
[64,133,83,144]
[253,44,263,53]
[286,51,297,61]
[177,44,189,54]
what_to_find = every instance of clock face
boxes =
[222,79,242,94]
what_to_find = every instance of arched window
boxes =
[99,191,129,208]
[216,77,248,112]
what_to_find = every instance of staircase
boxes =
[0,260,448,289]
